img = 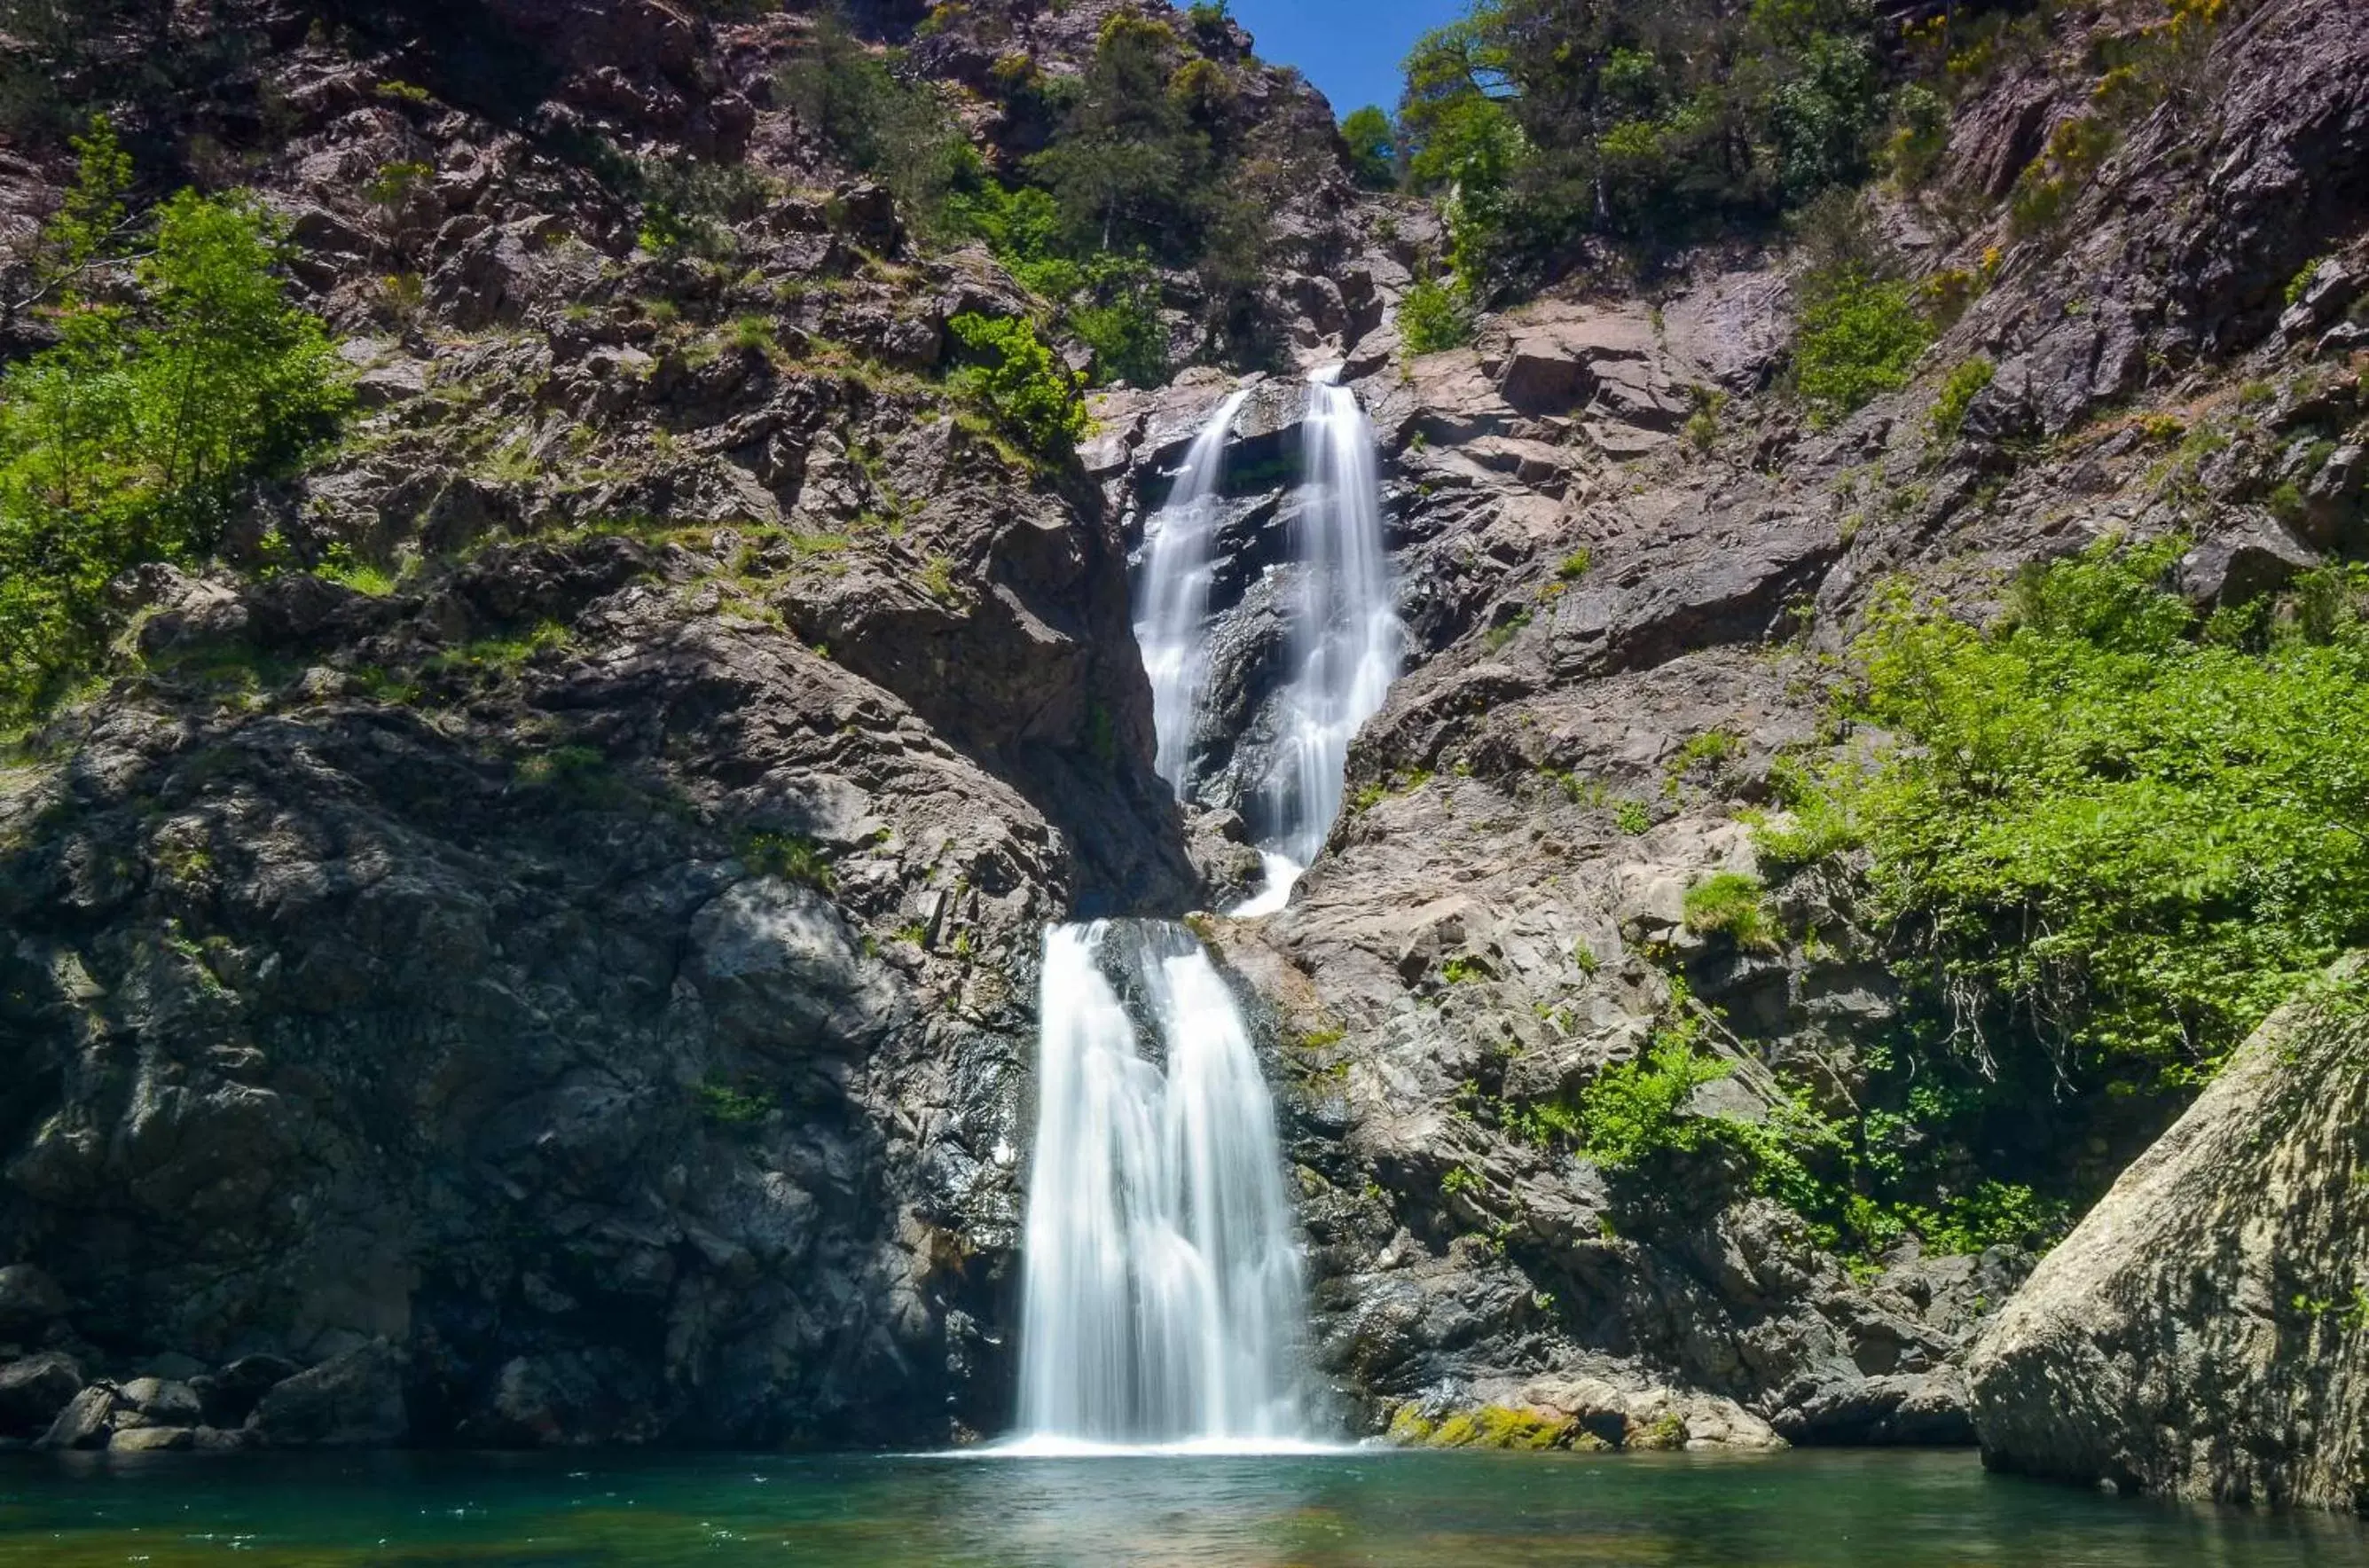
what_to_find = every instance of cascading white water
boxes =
[1134,391,1251,797]
[1251,368,1400,905]
[1012,921,1313,1450]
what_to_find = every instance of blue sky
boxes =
[1227,0,1469,122]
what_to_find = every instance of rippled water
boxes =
[4,1447,2365,1566]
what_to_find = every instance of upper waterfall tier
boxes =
[1134,391,1250,799]
[1265,369,1401,874]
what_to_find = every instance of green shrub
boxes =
[1926,356,1995,445]
[1793,269,1933,427]
[1683,871,1777,951]
[696,1077,773,1126]
[1067,259,1168,387]
[1683,388,1728,454]
[1769,542,2369,1083]
[1579,1007,1733,1169]
[1557,548,1593,580]
[741,830,835,891]
[1400,273,1474,354]
[2009,114,2115,238]
[1887,82,1949,186]
[0,129,349,722]
[2286,257,2328,309]
[946,312,1087,461]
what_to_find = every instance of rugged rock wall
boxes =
[1968,969,2369,1510]
[0,0,1259,1450]
[1090,0,2369,1450]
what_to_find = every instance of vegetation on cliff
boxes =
[0,121,347,723]
[1769,544,2369,1086]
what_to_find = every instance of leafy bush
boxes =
[1400,274,1474,354]
[1065,256,1167,388]
[1793,269,1932,427]
[1769,541,2369,1084]
[741,830,836,891]
[1887,82,1949,186]
[1682,872,1777,951]
[1926,357,1995,445]
[0,129,348,721]
[946,312,1087,460]
[1768,32,1882,200]
[1578,1009,1735,1171]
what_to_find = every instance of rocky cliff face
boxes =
[1967,968,2369,1510]
[1095,0,2369,1453]
[1,0,2366,1461]
[0,0,1244,1451]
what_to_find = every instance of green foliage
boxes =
[1772,542,2369,1084]
[740,829,835,891]
[948,181,1166,387]
[1025,12,1202,255]
[1613,798,1651,835]
[1683,388,1728,455]
[696,1076,773,1126]
[1578,1007,1734,1169]
[1793,269,1933,427]
[775,14,975,237]
[1683,872,1777,952]
[1065,258,1168,388]
[1341,105,1399,190]
[1887,82,1949,186]
[0,161,348,721]
[633,156,773,261]
[1926,357,1995,445]
[2287,257,2328,310]
[1393,0,1905,297]
[1400,273,1475,354]
[1768,32,1882,200]
[1557,548,1593,580]
[2009,114,2116,238]
[945,312,1087,461]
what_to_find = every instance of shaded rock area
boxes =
[1968,971,2369,1511]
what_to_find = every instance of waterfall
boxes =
[1248,368,1400,906]
[1012,921,1314,1451]
[1134,390,1251,797]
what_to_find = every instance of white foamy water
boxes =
[1253,368,1400,891]
[1013,921,1313,1447]
[1134,390,1251,796]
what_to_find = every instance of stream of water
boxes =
[1012,922,1312,1450]
[1133,390,1251,797]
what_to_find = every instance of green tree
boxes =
[1340,105,1399,189]
[1026,12,1207,255]
[0,174,347,719]
[775,12,977,236]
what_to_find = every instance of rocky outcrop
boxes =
[1967,971,2369,1511]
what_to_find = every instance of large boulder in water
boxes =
[1968,966,2369,1510]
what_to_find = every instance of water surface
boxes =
[4,1446,2365,1566]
